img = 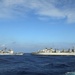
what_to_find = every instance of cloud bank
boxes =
[0,0,75,23]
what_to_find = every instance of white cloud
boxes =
[67,11,75,23]
[0,0,75,23]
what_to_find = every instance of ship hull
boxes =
[0,53,24,55]
[32,52,75,56]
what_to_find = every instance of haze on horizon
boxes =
[0,0,75,52]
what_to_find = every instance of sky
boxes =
[0,0,75,52]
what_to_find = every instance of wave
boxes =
[55,63,70,68]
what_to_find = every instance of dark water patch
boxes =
[17,71,48,75]
[67,61,75,66]
[0,58,10,64]
[7,57,15,60]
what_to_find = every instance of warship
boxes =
[32,48,75,55]
[0,48,24,55]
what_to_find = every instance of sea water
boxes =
[0,53,75,75]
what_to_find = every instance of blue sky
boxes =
[0,0,75,52]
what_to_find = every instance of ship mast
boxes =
[72,46,74,52]
[4,47,7,52]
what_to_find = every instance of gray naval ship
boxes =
[0,48,24,55]
[32,48,75,56]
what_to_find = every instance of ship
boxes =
[0,48,24,55]
[31,48,75,55]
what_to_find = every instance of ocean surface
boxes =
[0,53,75,75]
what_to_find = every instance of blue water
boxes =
[0,54,75,75]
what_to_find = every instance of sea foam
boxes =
[65,72,75,75]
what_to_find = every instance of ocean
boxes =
[0,53,75,75]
